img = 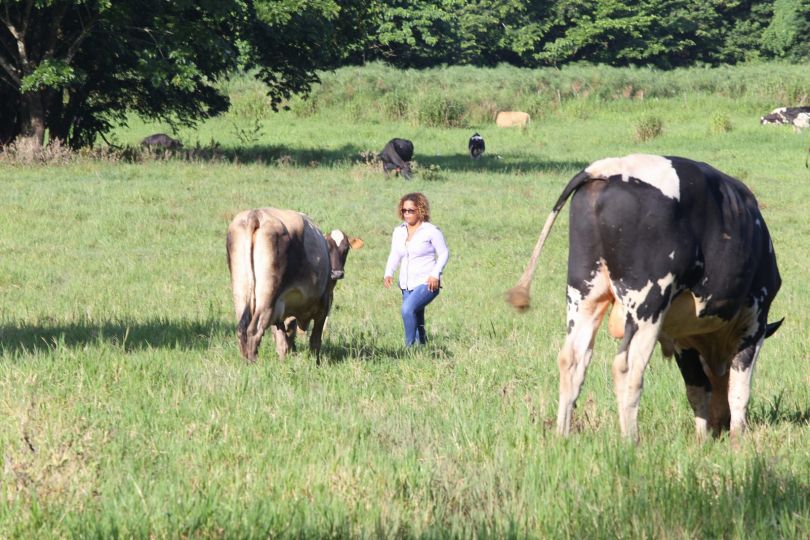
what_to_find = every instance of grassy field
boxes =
[1,65,810,537]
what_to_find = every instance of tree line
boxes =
[1,0,808,149]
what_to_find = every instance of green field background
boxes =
[1,65,809,538]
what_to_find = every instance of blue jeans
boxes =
[401,285,440,346]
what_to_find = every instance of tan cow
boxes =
[226,208,363,363]
[496,111,530,128]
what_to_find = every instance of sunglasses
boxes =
[401,208,417,214]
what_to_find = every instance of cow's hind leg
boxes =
[244,222,288,361]
[613,316,664,443]
[728,337,764,442]
[674,347,711,442]
[557,283,612,436]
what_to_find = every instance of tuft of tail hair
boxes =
[506,170,593,312]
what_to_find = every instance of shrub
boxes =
[414,94,467,128]
[634,115,664,142]
[709,112,733,134]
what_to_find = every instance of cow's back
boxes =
[496,111,530,128]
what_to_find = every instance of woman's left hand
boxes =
[427,277,440,292]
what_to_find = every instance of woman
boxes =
[384,192,450,347]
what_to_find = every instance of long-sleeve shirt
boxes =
[384,221,450,291]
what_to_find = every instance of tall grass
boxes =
[1,64,809,538]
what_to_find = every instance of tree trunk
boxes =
[19,91,46,149]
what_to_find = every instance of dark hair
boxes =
[398,192,430,222]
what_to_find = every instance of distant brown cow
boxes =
[496,111,530,128]
[226,208,363,363]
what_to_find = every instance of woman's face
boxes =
[401,200,420,225]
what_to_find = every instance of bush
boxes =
[414,93,467,128]
[634,116,664,142]
[709,112,733,134]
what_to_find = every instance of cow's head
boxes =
[325,230,364,280]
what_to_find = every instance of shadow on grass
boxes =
[319,338,454,364]
[0,318,230,355]
[159,143,589,175]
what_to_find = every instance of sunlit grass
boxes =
[1,67,809,537]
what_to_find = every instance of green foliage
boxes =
[634,115,664,142]
[761,0,810,60]
[19,60,82,93]
[709,111,733,134]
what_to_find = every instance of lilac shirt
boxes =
[384,222,450,291]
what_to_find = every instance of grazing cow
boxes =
[226,208,363,364]
[469,132,485,159]
[496,111,530,128]
[379,138,414,180]
[507,154,782,443]
[141,133,183,149]
[760,106,810,131]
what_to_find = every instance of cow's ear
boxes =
[350,237,365,249]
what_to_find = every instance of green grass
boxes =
[1,67,810,537]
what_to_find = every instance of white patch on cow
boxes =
[755,219,761,227]
[330,230,345,247]
[668,251,675,260]
[585,154,680,201]
[619,280,654,323]
[794,113,810,129]
[657,273,675,295]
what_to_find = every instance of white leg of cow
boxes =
[557,297,610,436]
[728,338,763,442]
[272,324,289,360]
[618,321,661,443]
[611,350,629,435]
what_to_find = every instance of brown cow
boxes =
[226,208,363,363]
[496,111,530,128]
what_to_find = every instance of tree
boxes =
[0,0,376,148]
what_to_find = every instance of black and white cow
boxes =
[760,106,810,131]
[469,132,485,159]
[379,138,414,180]
[507,154,782,443]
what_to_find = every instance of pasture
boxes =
[1,65,809,537]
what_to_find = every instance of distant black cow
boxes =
[141,133,183,149]
[469,133,485,159]
[379,138,414,180]
[760,107,810,130]
[507,154,782,444]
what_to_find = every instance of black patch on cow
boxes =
[675,348,711,391]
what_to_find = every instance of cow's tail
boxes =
[506,170,593,312]
[227,211,260,353]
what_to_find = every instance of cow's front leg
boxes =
[272,322,290,360]
[728,337,764,443]
[674,347,711,442]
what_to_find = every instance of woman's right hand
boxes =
[384,276,393,288]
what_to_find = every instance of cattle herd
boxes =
[216,105,797,443]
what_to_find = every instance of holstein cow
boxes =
[379,138,414,180]
[760,106,810,131]
[226,208,363,364]
[141,133,183,149]
[469,132,485,159]
[507,154,782,443]
[496,111,530,128]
